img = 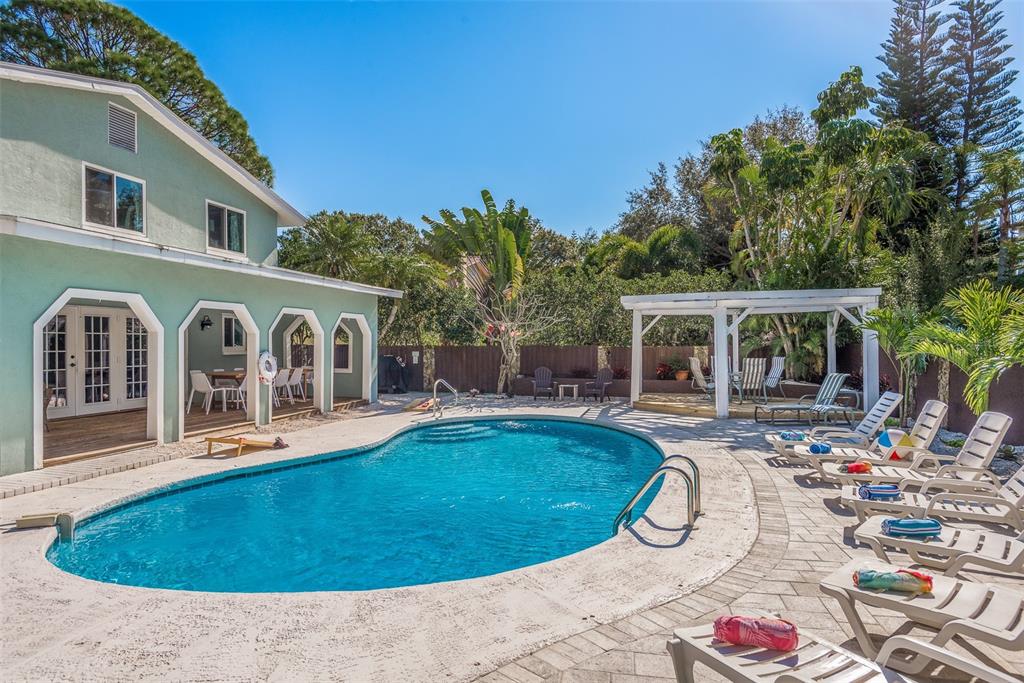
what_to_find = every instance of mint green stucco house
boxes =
[0,63,401,476]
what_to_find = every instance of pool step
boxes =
[418,425,494,442]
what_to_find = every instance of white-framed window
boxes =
[334,322,352,373]
[206,200,246,258]
[82,162,146,235]
[222,313,246,355]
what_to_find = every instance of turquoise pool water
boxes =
[48,419,663,592]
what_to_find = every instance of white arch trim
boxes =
[331,312,372,402]
[177,301,260,440]
[268,307,326,419]
[332,320,354,374]
[32,288,165,469]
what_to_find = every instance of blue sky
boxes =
[123,1,1024,234]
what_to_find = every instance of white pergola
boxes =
[620,288,882,418]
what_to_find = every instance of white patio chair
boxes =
[840,462,1024,529]
[287,367,306,401]
[765,390,903,458]
[187,370,232,415]
[733,357,767,404]
[854,516,1024,576]
[272,367,292,407]
[232,374,249,412]
[665,622,1018,683]
[689,357,714,399]
[819,559,1024,675]
[823,411,1012,488]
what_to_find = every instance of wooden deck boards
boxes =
[633,393,860,421]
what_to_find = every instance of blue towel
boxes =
[809,442,832,454]
[882,517,942,538]
[857,484,902,501]
[780,431,805,441]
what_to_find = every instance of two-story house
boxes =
[0,63,401,476]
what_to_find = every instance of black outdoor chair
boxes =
[584,367,614,402]
[532,366,555,399]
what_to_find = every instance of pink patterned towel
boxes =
[713,615,799,651]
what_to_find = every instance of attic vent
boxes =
[107,103,137,153]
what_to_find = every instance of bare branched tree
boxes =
[476,288,562,396]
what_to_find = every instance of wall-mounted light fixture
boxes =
[200,315,213,331]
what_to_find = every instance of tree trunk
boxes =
[938,359,950,427]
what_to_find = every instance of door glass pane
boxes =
[83,315,111,404]
[85,167,114,226]
[115,176,144,232]
[233,321,245,348]
[208,204,226,249]
[226,210,245,253]
[126,317,148,399]
[43,315,68,407]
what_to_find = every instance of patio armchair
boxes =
[733,357,767,403]
[531,366,554,400]
[187,370,234,415]
[286,367,306,401]
[763,356,785,398]
[688,357,714,399]
[584,367,613,402]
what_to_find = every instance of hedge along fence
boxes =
[838,344,1024,444]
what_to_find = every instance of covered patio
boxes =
[621,288,882,418]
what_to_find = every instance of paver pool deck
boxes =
[1,398,1020,682]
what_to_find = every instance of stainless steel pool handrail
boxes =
[662,455,701,515]
[432,378,458,418]
[612,462,695,536]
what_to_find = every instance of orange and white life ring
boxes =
[258,351,278,384]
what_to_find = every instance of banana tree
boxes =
[912,280,1024,414]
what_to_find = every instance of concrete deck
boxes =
[1,397,1020,682]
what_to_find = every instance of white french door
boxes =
[43,306,149,418]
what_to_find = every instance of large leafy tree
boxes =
[947,0,1023,214]
[0,0,273,184]
[912,280,1024,413]
[279,211,369,280]
[872,0,954,145]
[861,307,931,426]
[584,224,700,279]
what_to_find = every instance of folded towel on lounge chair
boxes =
[881,517,942,538]
[808,442,832,454]
[780,431,806,441]
[713,615,799,652]
[840,461,873,474]
[857,484,902,501]
[853,568,933,594]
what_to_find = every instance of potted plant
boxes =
[668,355,689,381]
[655,362,674,380]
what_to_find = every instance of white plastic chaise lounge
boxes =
[819,558,1024,675]
[753,373,850,425]
[764,391,902,458]
[840,462,1024,529]
[854,516,1024,576]
[665,622,1018,682]
[794,400,947,477]
[821,411,1012,488]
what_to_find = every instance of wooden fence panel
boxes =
[434,346,503,393]
[519,346,597,377]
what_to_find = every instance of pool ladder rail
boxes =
[432,378,458,418]
[612,455,701,536]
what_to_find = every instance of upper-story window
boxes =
[206,200,246,257]
[83,163,145,234]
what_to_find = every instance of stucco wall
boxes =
[0,233,379,475]
[0,79,280,263]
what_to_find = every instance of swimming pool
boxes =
[48,418,664,592]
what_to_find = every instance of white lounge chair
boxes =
[734,357,767,404]
[763,356,785,399]
[840,463,1024,529]
[793,400,947,478]
[854,517,1024,576]
[821,411,1012,488]
[689,357,714,399]
[764,391,903,458]
[819,558,1024,674]
[665,622,1018,682]
[753,372,851,425]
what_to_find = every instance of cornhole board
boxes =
[205,436,276,458]
[403,398,435,412]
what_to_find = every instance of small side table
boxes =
[558,384,579,400]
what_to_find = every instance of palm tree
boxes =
[584,224,699,278]
[283,211,369,280]
[364,251,446,341]
[978,149,1024,282]
[861,306,929,426]
[912,280,1024,414]
[422,190,532,301]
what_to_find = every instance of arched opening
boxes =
[330,313,372,403]
[177,301,260,440]
[267,307,325,421]
[33,288,164,468]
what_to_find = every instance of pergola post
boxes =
[729,313,740,375]
[713,308,729,418]
[861,304,880,410]
[630,309,642,405]
[826,310,839,375]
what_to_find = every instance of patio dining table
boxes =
[207,370,245,383]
